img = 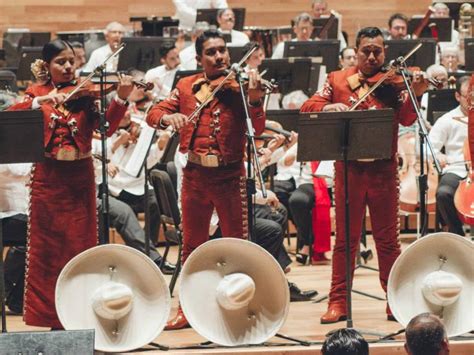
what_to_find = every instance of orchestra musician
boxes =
[146,30,266,330]
[217,8,250,46]
[172,0,228,31]
[301,27,427,323]
[7,39,133,329]
[429,76,471,236]
[179,21,210,70]
[386,13,410,40]
[145,42,182,101]
[272,12,314,59]
[310,0,348,49]
[82,21,125,73]
[339,47,357,69]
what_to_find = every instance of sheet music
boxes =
[123,122,156,178]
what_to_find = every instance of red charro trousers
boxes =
[329,159,401,307]
[181,162,247,262]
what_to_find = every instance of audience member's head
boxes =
[388,13,408,40]
[339,47,357,69]
[311,0,328,19]
[432,3,450,18]
[293,12,314,41]
[159,42,180,70]
[104,21,125,51]
[405,313,449,355]
[217,8,236,32]
[321,328,369,355]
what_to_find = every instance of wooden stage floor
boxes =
[5,235,474,354]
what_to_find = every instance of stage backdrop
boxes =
[0,0,431,46]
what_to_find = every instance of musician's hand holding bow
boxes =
[323,103,349,112]
[162,113,188,131]
[247,69,265,105]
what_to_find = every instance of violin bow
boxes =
[184,44,259,124]
[57,43,126,108]
[349,42,422,111]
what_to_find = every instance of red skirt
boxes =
[24,158,97,328]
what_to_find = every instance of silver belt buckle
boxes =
[202,155,219,167]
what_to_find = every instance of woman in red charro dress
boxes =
[8,39,133,328]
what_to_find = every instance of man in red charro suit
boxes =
[469,75,474,161]
[147,30,265,329]
[301,27,427,324]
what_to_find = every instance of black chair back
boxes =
[150,169,181,228]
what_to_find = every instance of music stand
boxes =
[117,37,175,72]
[465,39,474,71]
[384,39,436,70]
[258,58,323,97]
[312,17,339,39]
[298,109,394,330]
[265,109,300,133]
[283,40,340,73]
[196,8,246,31]
[16,46,42,81]
[0,110,44,332]
[408,17,453,42]
[140,18,180,36]
[426,89,458,124]
[171,69,203,90]
[2,31,50,67]
[227,45,247,63]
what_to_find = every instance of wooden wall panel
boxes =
[0,0,431,46]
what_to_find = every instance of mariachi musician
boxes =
[469,74,474,166]
[7,39,133,329]
[300,27,427,324]
[146,30,266,330]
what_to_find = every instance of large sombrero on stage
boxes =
[179,238,290,346]
[388,232,474,336]
[55,244,171,352]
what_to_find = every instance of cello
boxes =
[454,74,474,224]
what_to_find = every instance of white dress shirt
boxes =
[274,144,313,187]
[173,0,228,30]
[220,29,250,46]
[179,44,197,70]
[145,65,180,100]
[428,105,468,178]
[82,44,118,73]
[0,163,31,218]
[92,128,163,196]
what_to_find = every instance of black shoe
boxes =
[360,249,373,264]
[288,282,318,302]
[295,253,308,265]
[157,260,176,275]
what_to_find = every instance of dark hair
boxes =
[340,46,356,59]
[405,313,447,355]
[388,13,408,28]
[456,75,470,94]
[42,39,74,63]
[355,27,384,48]
[159,42,177,59]
[217,8,234,19]
[321,328,369,355]
[195,30,225,55]
[70,41,84,49]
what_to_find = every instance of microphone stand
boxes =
[228,48,267,243]
[395,60,441,237]
[93,44,126,244]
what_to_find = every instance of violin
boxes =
[364,66,441,92]
[255,120,292,150]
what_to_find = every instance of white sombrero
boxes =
[179,238,290,346]
[55,244,171,352]
[388,232,474,336]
